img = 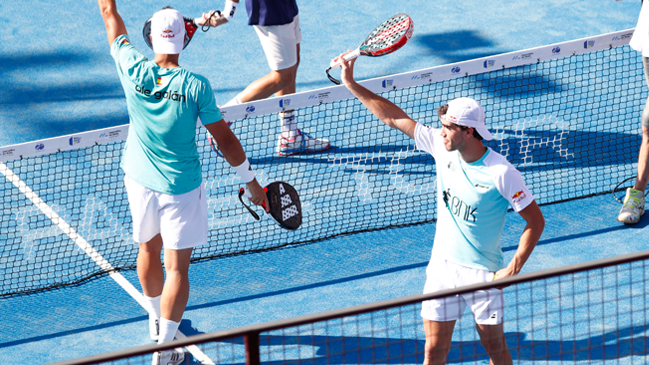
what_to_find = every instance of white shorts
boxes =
[124,175,208,250]
[253,15,302,70]
[421,256,504,325]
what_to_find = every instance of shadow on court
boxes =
[205,325,649,364]
[0,52,122,104]
[0,51,130,145]
[413,30,501,64]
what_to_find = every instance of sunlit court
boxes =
[1,1,649,364]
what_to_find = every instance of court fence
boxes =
[50,249,649,364]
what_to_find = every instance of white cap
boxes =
[444,97,493,141]
[150,8,185,55]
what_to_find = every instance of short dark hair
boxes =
[437,103,484,141]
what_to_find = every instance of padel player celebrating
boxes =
[96,1,268,364]
[195,0,330,156]
[336,54,545,365]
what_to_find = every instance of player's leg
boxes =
[152,183,208,365]
[421,256,465,364]
[159,247,193,322]
[274,42,299,98]
[475,323,512,365]
[635,125,649,191]
[137,234,164,341]
[460,265,511,364]
[235,67,297,103]
[618,56,649,223]
[124,175,165,341]
[422,319,456,365]
[224,20,300,105]
[224,15,329,155]
[151,247,192,365]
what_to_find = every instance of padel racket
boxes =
[326,13,414,84]
[142,11,221,50]
[239,181,302,230]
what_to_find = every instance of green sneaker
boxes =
[617,188,645,224]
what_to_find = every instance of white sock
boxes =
[158,317,180,344]
[223,94,243,107]
[143,294,161,318]
[280,111,298,139]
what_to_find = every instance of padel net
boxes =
[0,28,641,297]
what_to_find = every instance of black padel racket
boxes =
[239,181,302,230]
[142,11,221,50]
[326,13,414,84]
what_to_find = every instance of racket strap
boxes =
[201,10,222,32]
[325,67,341,85]
[238,189,260,220]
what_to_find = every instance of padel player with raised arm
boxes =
[336,53,545,365]
[96,1,268,364]
[195,0,330,156]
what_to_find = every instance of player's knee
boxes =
[479,334,507,356]
[424,338,450,364]
[271,69,294,87]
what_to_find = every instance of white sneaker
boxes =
[149,317,159,342]
[152,348,185,365]
[617,188,645,224]
[277,130,330,156]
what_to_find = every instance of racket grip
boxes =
[329,49,361,69]
[239,187,268,210]
[240,187,252,199]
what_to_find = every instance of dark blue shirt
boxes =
[245,0,298,26]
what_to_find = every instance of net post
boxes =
[245,332,260,365]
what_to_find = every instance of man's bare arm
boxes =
[497,201,545,280]
[97,0,128,46]
[338,54,418,139]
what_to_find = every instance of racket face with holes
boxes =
[143,17,198,50]
[359,13,413,57]
[265,181,302,230]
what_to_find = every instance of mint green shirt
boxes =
[414,123,535,271]
[110,34,222,195]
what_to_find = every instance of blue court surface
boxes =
[1,0,648,364]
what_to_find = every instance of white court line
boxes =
[0,162,215,365]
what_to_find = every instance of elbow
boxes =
[537,212,545,231]
[99,3,117,20]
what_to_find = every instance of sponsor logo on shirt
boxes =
[134,85,186,102]
[512,190,527,204]
[120,38,130,45]
[443,188,477,222]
